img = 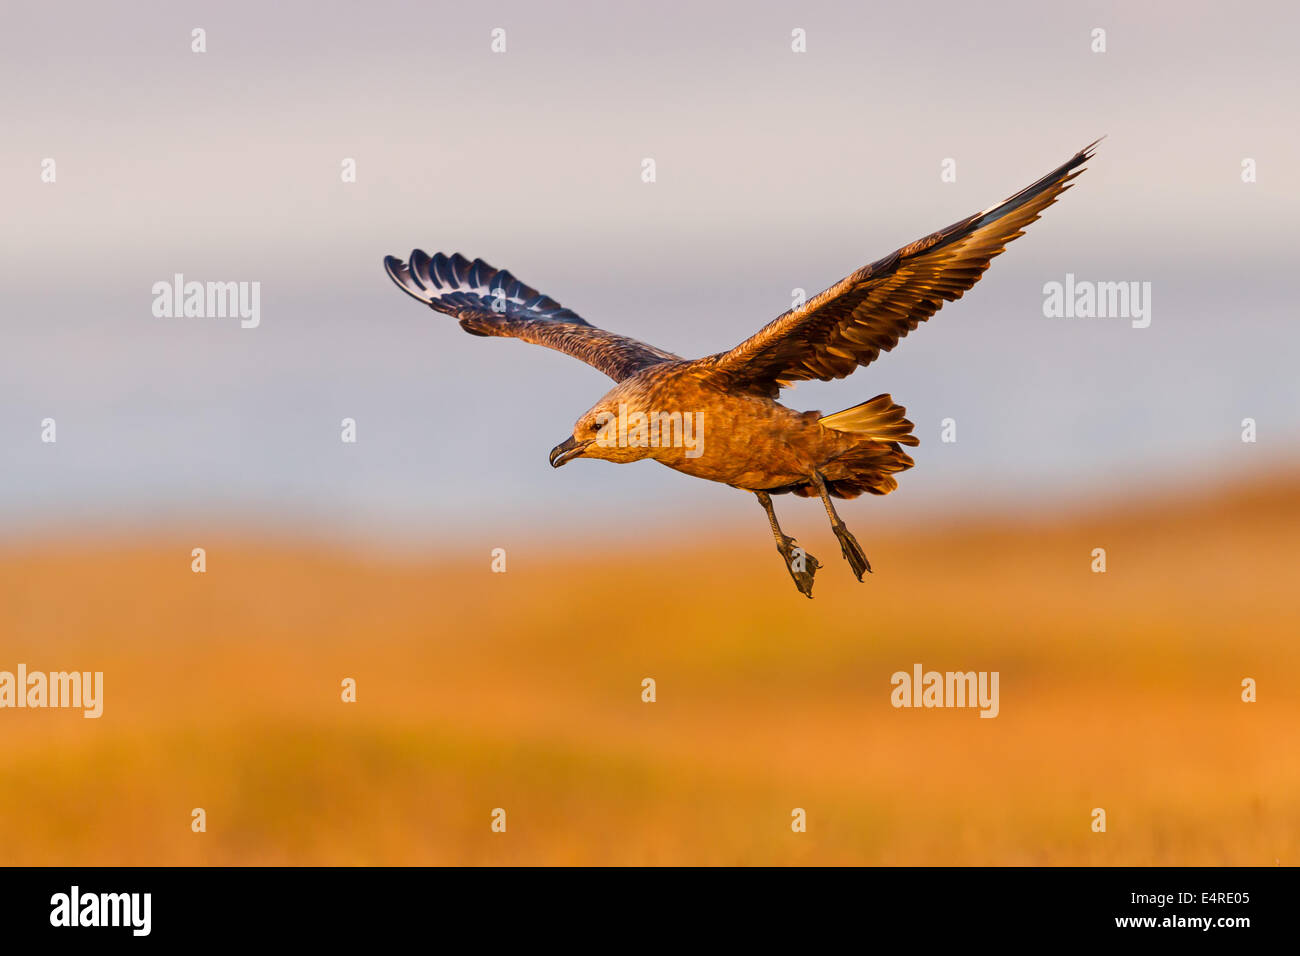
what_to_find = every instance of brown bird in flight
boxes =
[386,141,1098,597]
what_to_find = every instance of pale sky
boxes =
[3,0,1297,542]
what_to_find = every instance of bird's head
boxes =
[550,385,659,468]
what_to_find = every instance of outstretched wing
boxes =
[701,140,1100,397]
[384,250,681,382]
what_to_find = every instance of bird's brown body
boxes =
[385,140,1098,595]
[610,362,911,498]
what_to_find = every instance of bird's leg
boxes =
[811,472,871,581]
[755,490,820,598]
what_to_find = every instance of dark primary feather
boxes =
[699,140,1102,397]
[384,250,681,382]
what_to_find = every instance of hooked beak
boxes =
[549,436,592,468]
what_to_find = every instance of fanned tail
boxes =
[818,394,919,446]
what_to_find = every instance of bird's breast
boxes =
[646,391,819,489]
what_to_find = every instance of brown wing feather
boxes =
[384,250,681,382]
[701,140,1100,397]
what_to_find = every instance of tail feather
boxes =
[818,394,919,446]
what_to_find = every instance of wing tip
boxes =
[1079,135,1106,160]
[1068,136,1105,175]
[384,252,434,304]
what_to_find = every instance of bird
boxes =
[384,140,1099,597]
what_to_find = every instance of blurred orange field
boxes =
[2,473,1297,865]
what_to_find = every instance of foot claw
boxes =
[833,524,872,581]
[777,535,821,598]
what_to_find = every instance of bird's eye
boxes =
[590,422,601,432]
